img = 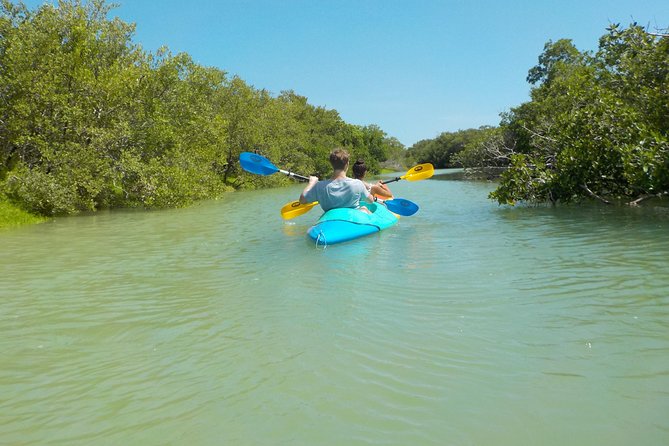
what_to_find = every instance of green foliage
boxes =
[0,196,47,228]
[452,126,507,168]
[620,131,669,193]
[407,127,492,168]
[526,38,583,86]
[488,153,556,205]
[0,0,403,216]
[6,166,78,214]
[458,23,669,205]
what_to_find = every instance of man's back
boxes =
[304,178,367,211]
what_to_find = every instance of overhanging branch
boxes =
[580,184,612,204]
[628,191,669,206]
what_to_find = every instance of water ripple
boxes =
[2,185,669,444]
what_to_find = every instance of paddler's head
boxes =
[352,159,367,180]
[329,148,350,171]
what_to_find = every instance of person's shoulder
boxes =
[348,178,369,191]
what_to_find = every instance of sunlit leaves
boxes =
[487,24,669,205]
[0,0,401,215]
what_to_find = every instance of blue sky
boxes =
[22,0,669,147]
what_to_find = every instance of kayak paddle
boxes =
[381,163,434,184]
[280,197,419,219]
[239,152,309,181]
[279,162,432,219]
[280,200,319,220]
[384,198,419,216]
[238,153,424,219]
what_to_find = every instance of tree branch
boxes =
[521,124,558,143]
[627,191,669,206]
[580,184,612,204]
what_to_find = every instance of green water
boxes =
[2,172,669,445]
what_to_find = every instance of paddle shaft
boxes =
[278,169,309,182]
[381,177,401,184]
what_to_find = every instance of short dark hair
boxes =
[329,148,350,170]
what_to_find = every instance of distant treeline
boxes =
[408,23,669,206]
[0,0,405,216]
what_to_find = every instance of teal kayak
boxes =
[306,202,399,246]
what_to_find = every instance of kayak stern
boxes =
[306,202,398,246]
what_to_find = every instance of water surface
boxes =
[2,172,668,445]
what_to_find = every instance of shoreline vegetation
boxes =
[0,199,47,229]
[0,0,406,227]
[1,1,667,229]
[407,24,668,206]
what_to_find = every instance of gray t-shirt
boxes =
[303,178,369,211]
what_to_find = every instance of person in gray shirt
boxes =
[299,148,375,212]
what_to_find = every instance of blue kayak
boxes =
[306,202,399,246]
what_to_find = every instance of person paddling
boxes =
[351,159,394,199]
[299,148,375,213]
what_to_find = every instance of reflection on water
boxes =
[2,179,668,445]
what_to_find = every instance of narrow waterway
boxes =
[2,171,668,445]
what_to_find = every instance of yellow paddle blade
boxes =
[280,200,318,220]
[402,163,434,181]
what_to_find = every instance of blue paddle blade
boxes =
[384,198,419,216]
[239,152,279,176]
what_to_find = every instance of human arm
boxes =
[370,181,393,199]
[353,179,375,204]
[362,188,375,204]
[299,176,319,204]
